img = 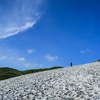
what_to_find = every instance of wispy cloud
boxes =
[24,63,32,67]
[0,0,44,39]
[17,57,25,61]
[27,49,35,54]
[80,48,91,54]
[80,50,86,54]
[24,63,42,68]
[44,54,58,61]
[0,56,7,60]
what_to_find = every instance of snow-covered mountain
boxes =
[0,62,100,100]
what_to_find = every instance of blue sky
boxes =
[0,0,100,70]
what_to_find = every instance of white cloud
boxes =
[44,54,58,61]
[86,48,91,52]
[24,63,32,67]
[0,48,43,69]
[80,50,86,54]
[27,49,35,54]
[0,0,44,39]
[80,48,91,54]
[17,57,25,61]
[39,64,43,67]
[33,64,43,67]
[24,63,42,68]
[0,56,7,60]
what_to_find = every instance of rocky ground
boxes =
[0,62,100,100]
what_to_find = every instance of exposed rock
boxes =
[0,62,100,100]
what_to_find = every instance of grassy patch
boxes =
[0,66,63,81]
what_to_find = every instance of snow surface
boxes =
[0,62,100,100]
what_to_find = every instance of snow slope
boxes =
[0,62,100,100]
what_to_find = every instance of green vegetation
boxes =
[0,66,63,81]
[0,67,22,80]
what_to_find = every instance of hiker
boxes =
[70,62,72,67]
